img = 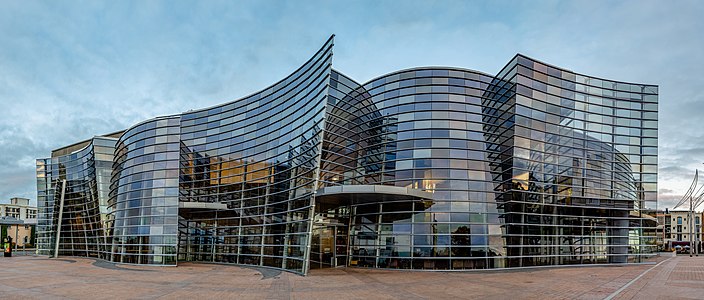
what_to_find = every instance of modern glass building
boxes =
[36,132,122,258]
[37,36,658,274]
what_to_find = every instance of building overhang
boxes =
[0,217,24,225]
[178,202,228,210]
[314,185,434,206]
[178,201,231,218]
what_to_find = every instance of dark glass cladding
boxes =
[36,37,658,275]
[483,55,658,267]
[317,68,508,270]
[36,137,116,258]
[176,36,333,273]
[110,116,181,265]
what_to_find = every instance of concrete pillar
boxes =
[608,210,629,263]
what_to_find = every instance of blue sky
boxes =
[1,0,703,209]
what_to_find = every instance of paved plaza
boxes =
[0,254,701,299]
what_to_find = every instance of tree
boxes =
[451,226,471,257]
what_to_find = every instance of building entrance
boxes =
[177,218,220,262]
[310,224,348,269]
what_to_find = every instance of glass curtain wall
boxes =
[176,36,334,273]
[36,137,117,258]
[109,116,181,265]
[339,68,506,269]
[35,37,658,274]
[484,55,658,267]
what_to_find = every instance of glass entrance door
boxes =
[310,225,348,269]
[177,219,217,262]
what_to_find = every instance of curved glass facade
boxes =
[175,36,332,273]
[36,135,117,258]
[110,116,181,265]
[484,56,658,267]
[330,68,506,269]
[37,36,657,275]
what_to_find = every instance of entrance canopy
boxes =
[0,217,24,225]
[315,185,434,205]
[178,201,233,219]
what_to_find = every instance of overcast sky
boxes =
[1,0,702,209]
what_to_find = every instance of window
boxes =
[5,207,20,218]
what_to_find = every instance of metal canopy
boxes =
[0,217,24,225]
[314,185,434,205]
[178,202,228,210]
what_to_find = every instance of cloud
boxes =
[0,0,703,211]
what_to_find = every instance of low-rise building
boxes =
[0,197,37,247]
[667,210,704,253]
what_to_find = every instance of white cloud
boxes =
[0,0,703,209]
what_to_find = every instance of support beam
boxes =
[53,179,67,258]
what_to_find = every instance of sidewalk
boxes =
[0,254,696,299]
[613,255,704,299]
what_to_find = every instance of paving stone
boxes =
[0,255,700,299]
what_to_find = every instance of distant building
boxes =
[666,210,704,252]
[663,210,672,246]
[0,197,37,247]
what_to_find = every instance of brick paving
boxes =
[0,254,699,299]
[613,254,704,300]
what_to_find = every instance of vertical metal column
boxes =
[54,179,67,258]
[212,212,217,262]
[662,212,666,251]
[331,227,336,267]
[186,221,192,261]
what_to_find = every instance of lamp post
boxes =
[692,170,697,257]
[689,171,696,257]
